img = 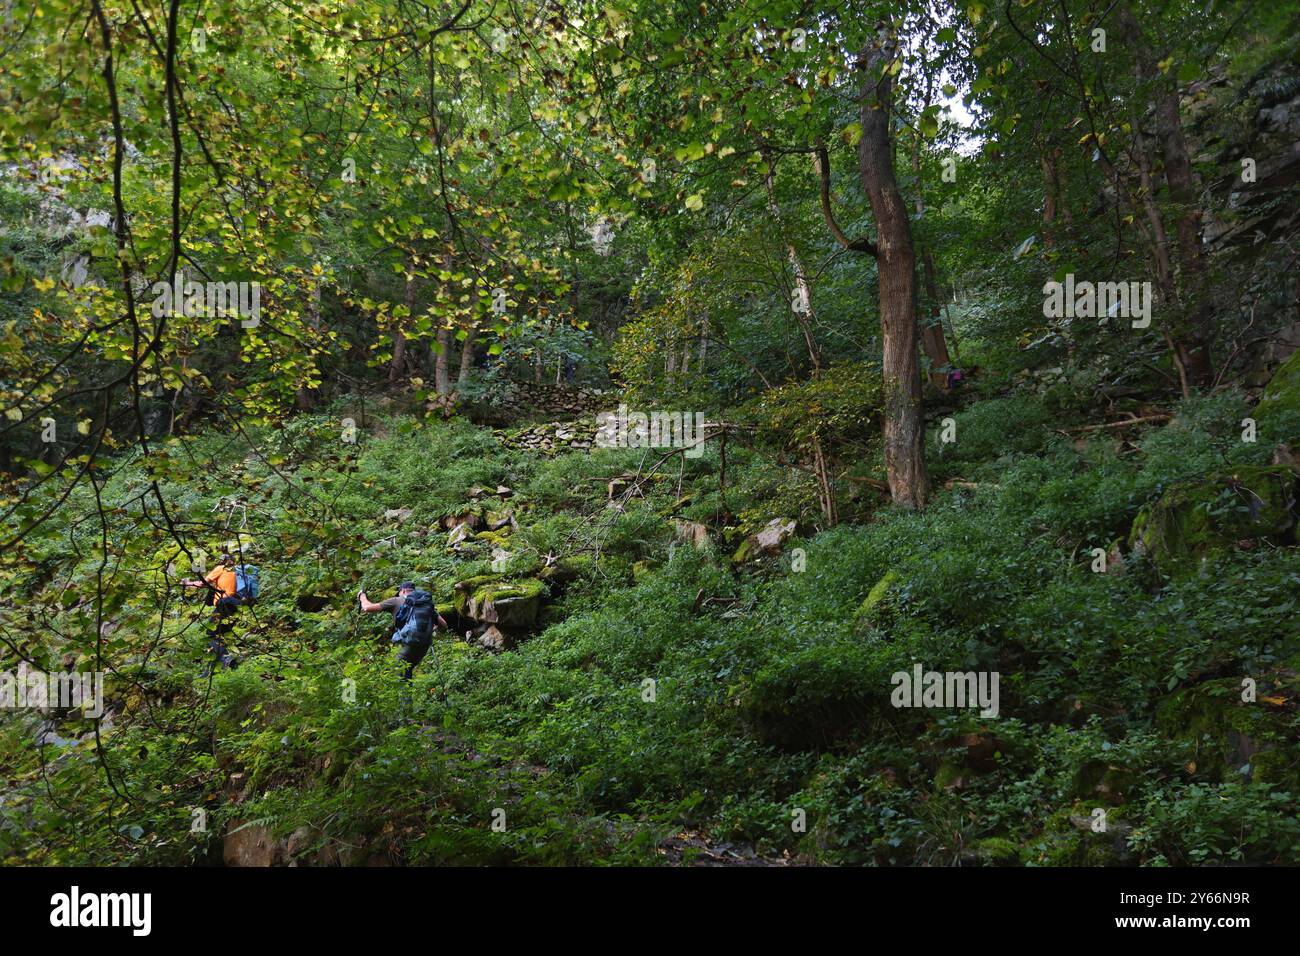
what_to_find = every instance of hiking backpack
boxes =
[234,565,260,602]
[392,589,435,646]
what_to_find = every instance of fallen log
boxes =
[1060,413,1172,434]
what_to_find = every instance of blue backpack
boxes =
[392,590,435,646]
[234,565,260,602]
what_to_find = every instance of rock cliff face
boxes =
[1192,65,1300,382]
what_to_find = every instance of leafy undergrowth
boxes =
[2,388,1298,866]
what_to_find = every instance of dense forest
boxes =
[1,0,1298,869]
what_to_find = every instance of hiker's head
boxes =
[397,581,416,597]
[219,553,234,567]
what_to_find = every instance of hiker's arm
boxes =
[358,591,398,613]
[437,613,448,630]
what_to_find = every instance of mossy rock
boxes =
[1128,465,1297,576]
[1255,350,1300,442]
[541,554,595,584]
[1155,678,1299,788]
[1070,761,1136,804]
[731,536,759,564]
[853,570,901,628]
[451,574,500,617]
[1023,805,1135,866]
[474,529,513,547]
[730,518,797,564]
[454,576,545,629]
[962,836,1022,867]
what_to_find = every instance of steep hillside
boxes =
[4,372,1298,866]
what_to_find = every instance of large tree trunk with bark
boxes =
[859,28,927,509]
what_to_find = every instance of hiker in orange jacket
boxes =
[183,554,242,670]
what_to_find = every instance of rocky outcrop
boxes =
[731,518,797,564]
[223,822,394,867]
[1128,465,1297,576]
[223,822,282,867]
[671,519,713,549]
[453,575,545,631]
[1155,675,1300,788]
[540,554,595,585]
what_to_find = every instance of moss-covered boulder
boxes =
[540,554,594,585]
[1255,349,1300,442]
[1155,677,1299,788]
[474,529,512,548]
[446,523,476,549]
[932,731,1013,791]
[453,575,545,629]
[731,517,797,564]
[1128,465,1296,576]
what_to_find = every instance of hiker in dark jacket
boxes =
[359,581,447,679]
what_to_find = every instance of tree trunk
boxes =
[1126,100,1196,399]
[1041,150,1058,250]
[859,28,927,509]
[763,150,822,372]
[295,273,322,410]
[919,248,951,387]
[910,127,953,389]
[457,325,475,387]
[434,254,452,394]
[435,325,452,394]
[389,272,415,387]
[1118,3,1213,388]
